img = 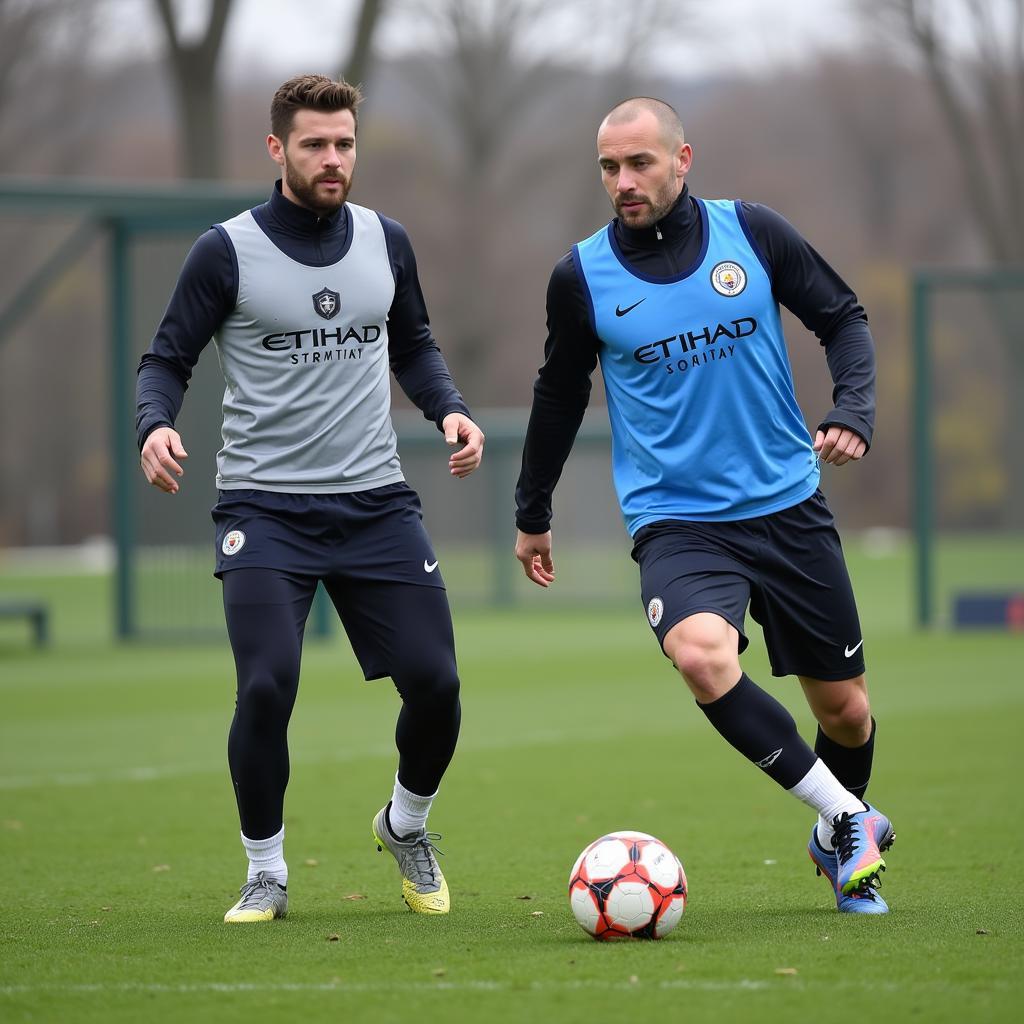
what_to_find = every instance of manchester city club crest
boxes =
[312,287,341,320]
[222,529,246,556]
[710,261,747,297]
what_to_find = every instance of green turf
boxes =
[1,569,1022,1023]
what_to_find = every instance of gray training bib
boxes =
[214,202,403,493]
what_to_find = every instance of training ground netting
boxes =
[913,273,1024,628]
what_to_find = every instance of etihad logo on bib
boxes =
[262,325,382,351]
[633,317,757,373]
[260,323,385,366]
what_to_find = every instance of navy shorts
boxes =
[211,483,449,681]
[211,482,444,587]
[630,490,865,680]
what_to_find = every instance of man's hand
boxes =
[515,529,555,588]
[140,427,188,494]
[442,413,485,478]
[814,426,866,466]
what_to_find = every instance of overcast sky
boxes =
[98,0,869,80]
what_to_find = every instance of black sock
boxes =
[814,718,876,801]
[698,673,817,789]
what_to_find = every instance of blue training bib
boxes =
[573,198,819,534]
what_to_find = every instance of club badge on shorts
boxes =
[710,261,747,297]
[648,597,664,627]
[222,529,246,556]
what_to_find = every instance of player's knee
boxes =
[392,660,460,709]
[430,669,461,710]
[670,641,736,699]
[817,687,871,742]
[237,669,296,721]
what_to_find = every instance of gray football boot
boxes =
[371,804,450,914]
[223,871,288,923]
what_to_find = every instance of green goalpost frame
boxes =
[0,179,617,639]
[1,179,265,638]
[910,265,1024,629]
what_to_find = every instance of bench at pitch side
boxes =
[0,599,50,647]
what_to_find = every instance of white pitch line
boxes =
[0,979,772,996]
[0,729,587,791]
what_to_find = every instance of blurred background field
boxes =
[1,530,1023,649]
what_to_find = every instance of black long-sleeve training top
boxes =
[514,185,876,534]
[136,182,469,454]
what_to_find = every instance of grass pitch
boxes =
[1,567,1022,1023]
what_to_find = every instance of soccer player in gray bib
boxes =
[137,75,485,922]
[515,98,895,914]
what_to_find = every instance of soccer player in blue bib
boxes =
[137,75,484,922]
[515,98,894,913]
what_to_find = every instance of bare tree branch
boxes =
[876,0,1024,261]
[151,0,235,179]
[338,0,388,88]
[152,0,180,52]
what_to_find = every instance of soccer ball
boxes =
[568,830,687,941]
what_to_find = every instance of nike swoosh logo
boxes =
[615,298,646,317]
[844,640,864,657]
[424,560,439,573]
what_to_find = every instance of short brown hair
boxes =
[270,74,364,141]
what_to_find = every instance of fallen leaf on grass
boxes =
[152,864,171,872]
[343,893,366,901]
[775,967,798,976]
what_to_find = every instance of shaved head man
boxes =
[516,97,896,916]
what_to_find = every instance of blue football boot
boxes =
[831,804,895,895]
[808,825,889,914]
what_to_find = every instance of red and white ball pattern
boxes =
[568,830,687,940]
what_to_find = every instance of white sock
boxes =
[242,825,287,885]
[816,814,835,850]
[387,774,436,838]
[788,759,865,843]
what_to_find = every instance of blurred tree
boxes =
[0,0,102,174]
[867,1,1024,523]
[870,0,1024,262]
[559,0,704,240]
[386,0,695,398]
[152,0,390,179]
[338,0,390,90]
[152,0,234,179]
[0,0,56,114]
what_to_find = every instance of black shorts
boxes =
[211,483,449,681]
[630,490,865,680]
[211,482,444,588]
